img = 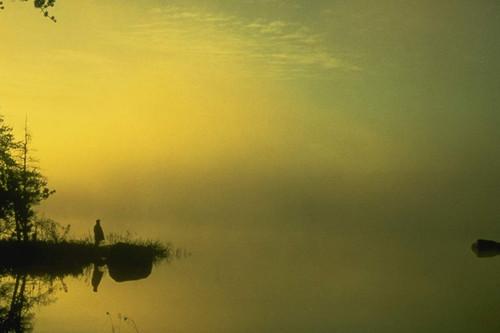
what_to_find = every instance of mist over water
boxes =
[1,0,499,332]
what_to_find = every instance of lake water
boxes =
[4,226,500,333]
[1,1,499,332]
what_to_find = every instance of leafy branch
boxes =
[0,0,57,22]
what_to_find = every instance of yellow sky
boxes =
[1,3,499,333]
[0,1,397,185]
[0,1,498,235]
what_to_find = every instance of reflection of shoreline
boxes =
[0,273,61,332]
[0,240,170,276]
[0,240,188,332]
[0,240,179,283]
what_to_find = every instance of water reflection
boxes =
[106,243,154,283]
[0,273,63,332]
[0,241,189,332]
[91,260,106,292]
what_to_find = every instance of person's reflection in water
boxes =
[94,219,105,246]
[91,261,106,292]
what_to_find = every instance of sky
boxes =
[0,0,498,239]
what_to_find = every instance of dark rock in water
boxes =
[107,242,153,282]
[472,239,500,257]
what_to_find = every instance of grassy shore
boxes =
[0,239,171,278]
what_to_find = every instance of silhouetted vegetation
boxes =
[0,0,57,22]
[0,239,171,278]
[0,116,55,243]
[0,238,176,332]
[0,274,39,332]
[106,312,140,333]
[0,115,182,331]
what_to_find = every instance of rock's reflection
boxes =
[107,243,154,283]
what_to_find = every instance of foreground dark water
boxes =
[3,228,500,332]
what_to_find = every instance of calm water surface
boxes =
[7,227,499,332]
[1,1,498,332]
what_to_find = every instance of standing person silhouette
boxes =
[94,219,105,246]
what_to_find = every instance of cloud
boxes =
[246,20,288,34]
[123,5,359,79]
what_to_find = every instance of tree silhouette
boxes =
[0,116,54,241]
[0,117,21,237]
[12,120,54,241]
[0,273,65,332]
[0,0,57,22]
